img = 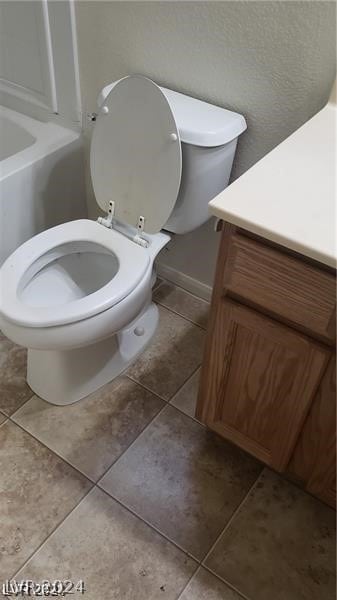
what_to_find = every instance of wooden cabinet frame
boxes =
[197,222,336,507]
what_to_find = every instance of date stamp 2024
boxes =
[2,580,86,597]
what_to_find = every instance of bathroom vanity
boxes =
[197,101,336,508]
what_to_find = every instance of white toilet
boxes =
[0,75,246,405]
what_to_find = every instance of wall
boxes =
[76,1,336,295]
[0,0,81,129]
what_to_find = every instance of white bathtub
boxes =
[0,106,87,265]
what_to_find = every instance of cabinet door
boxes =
[287,357,336,508]
[197,299,329,471]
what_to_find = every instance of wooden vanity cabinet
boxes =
[287,356,336,507]
[197,222,336,507]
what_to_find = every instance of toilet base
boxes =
[27,302,159,405]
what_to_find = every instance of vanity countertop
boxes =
[209,101,336,268]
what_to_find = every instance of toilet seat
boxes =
[0,219,150,328]
[90,74,182,234]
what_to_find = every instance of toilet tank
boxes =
[160,87,246,234]
[97,80,247,234]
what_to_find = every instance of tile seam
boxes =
[175,564,202,600]
[97,485,201,564]
[155,279,211,303]
[6,418,96,484]
[9,485,94,580]
[201,469,265,566]
[3,390,36,420]
[96,394,209,491]
[153,297,208,330]
[203,564,252,600]
[10,381,165,483]
[125,358,203,404]
[153,301,207,332]
[195,471,267,600]
[94,402,168,484]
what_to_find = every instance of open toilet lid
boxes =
[90,75,182,234]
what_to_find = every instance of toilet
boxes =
[0,75,246,405]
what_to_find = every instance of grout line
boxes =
[9,450,257,600]
[6,402,196,580]
[96,402,168,485]
[168,362,202,407]
[97,485,201,564]
[6,393,258,597]
[94,402,168,484]
[188,470,266,600]
[169,363,201,401]
[169,361,200,394]
[7,418,96,484]
[126,366,205,431]
[202,565,251,600]
[168,401,205,428]
[125,357,202,406]
[175,564,202,599]
[152,278,165,293]
[6,390,36,421]
[10,384,166,486]
[10,485,95,580]
[13,479,199,584]
[97,471,259,599]
[124,374,169,402]
[154,298,208,331]
[201,470,264,566]
[264,465,335,511]
[167,360,203,399]
[9,367,202,490]
[155,277,211,304]
[175,564,250,600]
[153,299,207,335]
[153,294,208,331]
[11,419,96,483]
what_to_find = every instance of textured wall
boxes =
[76,1,336,288]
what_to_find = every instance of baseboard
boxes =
[156,262,213,302]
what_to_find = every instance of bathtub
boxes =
[0,106,87,265]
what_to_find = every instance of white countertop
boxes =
[209,102,336,268]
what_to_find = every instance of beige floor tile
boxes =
[0,421,91,578]
[127,306,205,400]
[154,282,209,328]
[18,487,197,600]
[171,369,200,419]
[100,405,262,560]
[179,568,242,599]
[12,377,164,481]
[0,412,7,425]
[205,469,336,600]
[0,332,33,416]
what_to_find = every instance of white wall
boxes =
[0,0,81,129]
[76,1,336,291]
[0,1,57,113]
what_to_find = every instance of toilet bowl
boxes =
[0,75,246,404]
[0,218,169,404]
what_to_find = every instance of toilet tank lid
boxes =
[97,79,247,147]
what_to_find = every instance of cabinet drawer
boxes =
[223,234,336,343]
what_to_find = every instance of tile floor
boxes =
[0,281,336,599]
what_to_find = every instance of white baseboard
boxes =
[156,262,213,302]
